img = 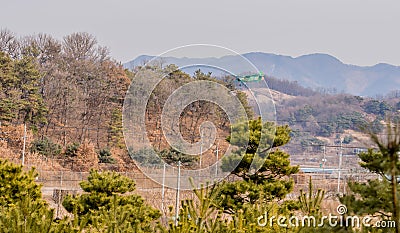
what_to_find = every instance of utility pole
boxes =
[199,129,203,169]
[175,161,181,226]
[161,163,166,216]
[215,143,219,177]
[343,175,346,193]
[22,123,27,166]
[322,145,326,172]
[337,138,343,194]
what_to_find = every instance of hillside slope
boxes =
[124,52,400,97]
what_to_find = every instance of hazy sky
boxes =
[1,0,399,66]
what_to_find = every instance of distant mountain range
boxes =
[124,52,400,97]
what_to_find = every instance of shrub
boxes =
[30,137,61,157]
[0,159,55,231]
[342,135,353,144]
[98,148,116,164]
[65,142,80,157]
[62,170,161,231]
[129,147,162,165]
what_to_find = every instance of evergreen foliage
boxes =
[298,177,325,216]
[0,51,47,128]
[0,159,57,232]
[30,137,62,157]
[62,170,161,231]
[159,147,198,168]
[0,160,42,208]
[218,118,299,213]
[167,180,227,233]
[98,148,116,164]
[108,108,124,149]
[65,143,80,157]
[340,120,400,233]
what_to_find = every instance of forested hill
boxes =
[125,52,400,97]
[0,30,135,171]
[265,80,400,155]
[1,29,400,173]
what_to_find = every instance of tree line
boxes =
[1,29,130,150]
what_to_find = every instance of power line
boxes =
[284,143,375,149]
[276,119,399,125]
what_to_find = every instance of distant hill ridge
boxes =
[124,52,400,97]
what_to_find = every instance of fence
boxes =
[3,157,381,219]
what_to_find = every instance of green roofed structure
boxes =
[235,71,264,82]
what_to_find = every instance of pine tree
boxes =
[91,195,136,233]
[0,159,58,232]
[298,177,325,216]
[0,195,56,233]
[0,51,19,123]
[167,180,227,233]
[218,118,299,213]
[0,51,47,128]
[62,170,161,231]
[14,53,48,127]
[340,120,400,233]
[108,108,124,149]
[0,159,42,207]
